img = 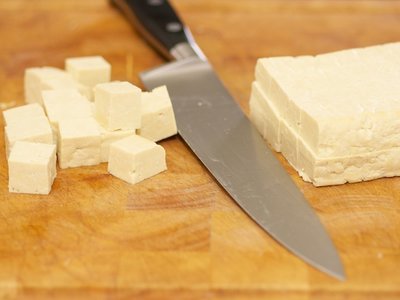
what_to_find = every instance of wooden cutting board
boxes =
[0,0,399,299]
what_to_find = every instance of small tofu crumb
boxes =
[8,141,57,195]
[108,135,166,184]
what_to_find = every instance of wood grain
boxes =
[0,0,400,299]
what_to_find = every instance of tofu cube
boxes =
[138,86,177,142]
[5,116,54,157]
[98,125,135,163]
[58,117,101,168]
[8,141,57,195]
[24,67,73,104]
[42,89,93,133]
[2,103,45,125]
[66,56,111,88]
[94,81,141,131]
[108,135,166,184]
[41,76,93,101]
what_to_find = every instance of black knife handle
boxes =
[112,0,205,61]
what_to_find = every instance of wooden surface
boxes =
[1,0,400,299]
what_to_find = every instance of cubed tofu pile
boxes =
[2,56,178,194]
[249,42,400,186]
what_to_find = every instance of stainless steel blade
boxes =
[141,57,345,280]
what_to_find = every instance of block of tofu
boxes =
[5,116,53,157]
[2,103,45,125]
[255,42,400,158]
[24,67,87,104]
[108,135,166,184]
[297,141,400,186]
[25,67,66,104]
[42,89,93,133]
[98,125,135,163]
[250,80,400,186]
[66,56,111,88]
[8,141,57,195]
[41,76,93,101]
[249,81,281,152]
[94,81,141,131]
[57,117,101,168]
[138,86,178,142]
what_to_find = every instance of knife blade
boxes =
[112,0,345,280]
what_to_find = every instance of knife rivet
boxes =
[147,0,163,6]
[166,22,182,33]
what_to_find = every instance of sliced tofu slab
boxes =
[250,79,400,186]
[255,42,400,158]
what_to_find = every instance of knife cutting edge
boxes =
[112,0,345,280]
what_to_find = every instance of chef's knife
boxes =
[112,0,345,280]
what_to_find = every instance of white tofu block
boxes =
[250,79,400,186]
[41,76,93,101]
[94,81,141,131]
[108,135,166,184]
[8,141,57,195]
[249,96,266,138]
[42,89,93,133]
[280,119,298,170]
[66,56,111,88]
[2,103,45,125]
[57,117,101,169]
[255,42,400,157]
[297,142,400,186]
[24,67,75,104]
[5,116,53,157]
[249,81,281,151]
[138,86,177,142]
[98,125,135,163]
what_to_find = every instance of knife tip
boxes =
[326,265,346,281]
[292,240,346,281]
[314,256,346,281]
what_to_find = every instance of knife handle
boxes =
[111,0,205,61]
